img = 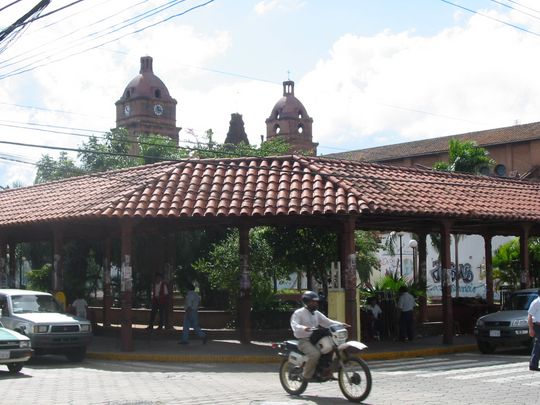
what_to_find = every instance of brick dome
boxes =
[119,56,173,102]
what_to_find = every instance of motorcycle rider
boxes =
[290,290,349,381]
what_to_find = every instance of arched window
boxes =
[126,89,131,99]
[298,124,304,134]
[298,110,303,119]
[155,89,161,98]
[274,124,281,134]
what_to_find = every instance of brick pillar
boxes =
[520,224,531,289]
[417,232,428,323]
[53,227,64,293]
[483,233,494,305]
[102,237,112,327]
[340,218,358,340]
[238,226,251,344]
[440,221,454,345]
[120,220,134,352]
[0,237,7,288]
[8,242,16,288]
[165,233,176,329]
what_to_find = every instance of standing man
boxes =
[72,293,88,319]
[290,291,348,381]
[397,286,415,342]
[147,273,169,330]
[527,289,540,371]
[179,283,207,344]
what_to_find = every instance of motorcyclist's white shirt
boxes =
[290,307,339,339]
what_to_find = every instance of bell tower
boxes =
[265,80,317,155]
[115,56,180,143]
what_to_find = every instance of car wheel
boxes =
[477,340,496,354]
[7,363,23,373]
[66,347,86,362]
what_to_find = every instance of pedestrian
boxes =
[146,273,169,330]
[179,283,207,344]
[71,293,88,319]
[366,296,384,340]
[527,289,540,371]
[397,286,415,341]
[290,290,349,381]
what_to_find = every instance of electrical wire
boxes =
[439,0,540,38]
[0,0,214,80]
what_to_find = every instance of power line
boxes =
[439,0,540,38]
[0,0,215,80]
[488,0,540,22]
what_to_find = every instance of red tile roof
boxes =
[328,121,540,162]
[1,155,540,231]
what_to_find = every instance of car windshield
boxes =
[504,293,538,310]
[11,295,63,314]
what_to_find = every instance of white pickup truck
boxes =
[0,289,92,362]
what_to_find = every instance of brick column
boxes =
[417,232,428,323]
[440,221,454,345]
[483,233,494,305]
[120,220,134,352]
[340,218,358,340]
[520,224,531,289]
[53,227,64,293]
[238,225,251,344]
[102,237,112,327]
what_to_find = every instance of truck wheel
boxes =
[66,347,86,362]
[7,363,23,373]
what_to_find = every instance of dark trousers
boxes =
[399,310,414,341]
[530,324,540,369]
[149,301,167,328]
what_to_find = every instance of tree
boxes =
[433,139,494,174]
[35,152,81,184]
[493,237,540,288]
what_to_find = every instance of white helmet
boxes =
[317,336,334,354]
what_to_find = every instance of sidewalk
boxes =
[87,328,478,364]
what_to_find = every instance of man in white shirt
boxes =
[290,291,347,381]
[397,286,415,342]
[527,290,540,371]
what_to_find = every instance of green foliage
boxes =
[433,139,494,174]
[356,231,381,282]
[34,152,81,184]
[493,238,522,287]
[193,228,287,310]
[27,264,52,292]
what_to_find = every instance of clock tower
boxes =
[115,56,180,144]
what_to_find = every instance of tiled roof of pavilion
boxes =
[1,155,540,229]
[327,121,540,162]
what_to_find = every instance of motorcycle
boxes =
[273,324,372,403]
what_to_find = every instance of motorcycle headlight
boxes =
[511,319,528,327]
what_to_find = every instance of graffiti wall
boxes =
[373,234,513,299]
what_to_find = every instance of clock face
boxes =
[124,105,131,116]
[153,104,164,116]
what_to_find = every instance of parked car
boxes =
[0,289,92,362]
[0,320,33,373]
[474,288,538,354]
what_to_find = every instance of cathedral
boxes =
[116,56,317,156]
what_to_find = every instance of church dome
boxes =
[119,56,173,102]
[268,81,310,121]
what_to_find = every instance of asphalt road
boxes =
[0,351,537,404]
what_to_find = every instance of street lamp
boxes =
[409,239,418,283]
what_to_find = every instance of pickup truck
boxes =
[0,289,92,362]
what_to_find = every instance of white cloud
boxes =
[254,0,306,15]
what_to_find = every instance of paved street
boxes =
[1,352,538,404]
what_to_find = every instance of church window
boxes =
[274,124,281,134]
[275,110,281,120]
[126,89,131,98]
[155,89,162,98]
[298,124,304,134]
[298,111,303,119]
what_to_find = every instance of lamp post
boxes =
[409,239,418,283]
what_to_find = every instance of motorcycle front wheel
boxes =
[338,357,372,403]
[279,358,308,396]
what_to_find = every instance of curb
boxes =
[88,344,478,364]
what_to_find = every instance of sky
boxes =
[2,0,540,187]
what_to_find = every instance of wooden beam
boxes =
[120,219,134,352]
[340,217,358,340]
[483,233,494,305]
[440,220,454,345]
[520,223,531,289]
[238,225,252,344]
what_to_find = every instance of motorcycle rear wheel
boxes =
[279,359,308,396]
[338,357,372,403]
